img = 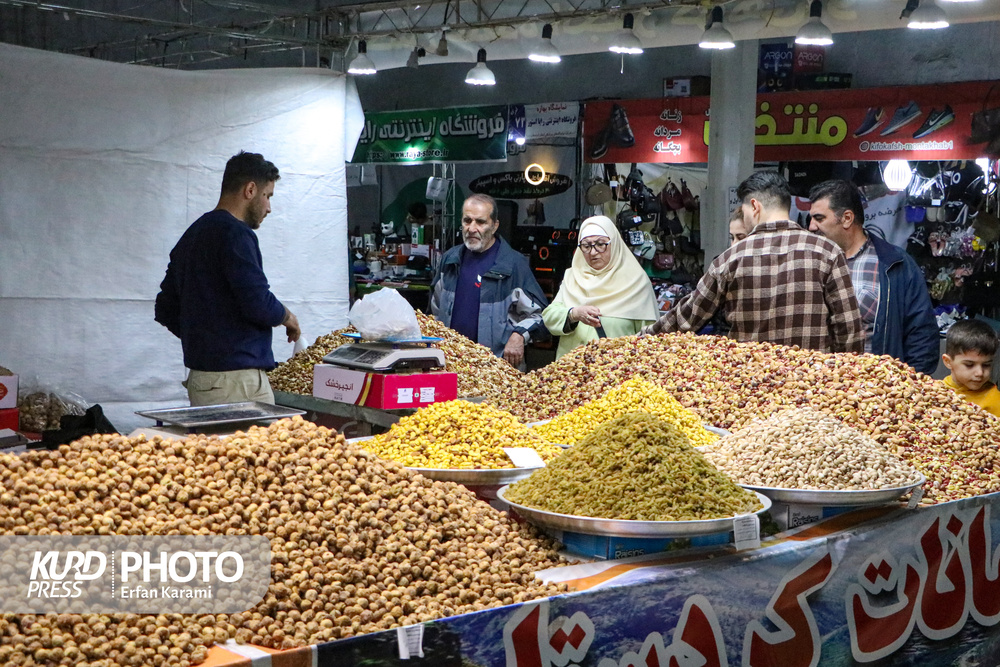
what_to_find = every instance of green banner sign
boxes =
[352,106,509,164]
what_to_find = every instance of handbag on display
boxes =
[660,179,685,211]
[970,84,1000,145]
[680,179,698,211]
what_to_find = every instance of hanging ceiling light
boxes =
[796,1,834,45]
[347,39,376,75]
[435,30,449,56]
[465,48,496,86]
[609,13,644,54]
[883,160,914,190]
[699,6,736,49]
[529,23,561,63]
[406,46,426,68]
[903,0,949,28]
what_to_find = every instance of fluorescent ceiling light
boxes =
[529,23,561,63]
[796,1,834,45]
[609,13,644,54]
[465,48,496,85]
[699,7,736,49]
[347,40,376,75]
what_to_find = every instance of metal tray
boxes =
[739,474,926,506]
[407,467,542,485]
[135,402,305,430]
[704,425,731,437]
[496,486,771,538]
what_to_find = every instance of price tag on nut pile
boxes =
[733,514,761,551]
[396,623,425,659]
[504,448,546,468]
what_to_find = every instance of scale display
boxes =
[323,342,446,372]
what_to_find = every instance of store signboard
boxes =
[584,79,1000,163]
[352,105,509,164]
[310,492,1000,667]
[525,102,580,140]
[469,171,573,199]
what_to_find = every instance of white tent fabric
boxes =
[0,44,361,432]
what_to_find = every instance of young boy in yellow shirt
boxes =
[942,319,1000,418]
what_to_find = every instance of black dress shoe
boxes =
[610,103,635,148]
[589,126,610,159]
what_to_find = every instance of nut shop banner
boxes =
[584,80,1000,164]
[352,105,509,164]
[257,492,1000,667]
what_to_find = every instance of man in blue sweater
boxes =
[808,179,939,374]
[155,151,300,405]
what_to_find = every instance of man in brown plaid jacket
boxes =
[643,171,864,354]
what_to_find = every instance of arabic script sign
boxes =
[584,79,1000,163]
[469,171,573,199]
[353,105,509,164]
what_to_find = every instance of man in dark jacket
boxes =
[809,179,939,374]
[430,194,548,370]
[155,151,301,405]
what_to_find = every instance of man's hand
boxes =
[503,331,525,368]
[282,308,301,343]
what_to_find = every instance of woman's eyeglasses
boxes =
[578,241,610,253]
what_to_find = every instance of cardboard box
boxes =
[0,408,18,431]
[313,365,457,410]
[0,374,17,409]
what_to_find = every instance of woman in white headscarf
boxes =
[542,215,659,358]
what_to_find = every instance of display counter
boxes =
[198,491,1000,666]
[273,390,417,436]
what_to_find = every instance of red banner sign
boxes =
[584,80,999,163]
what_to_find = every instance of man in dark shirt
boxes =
[155,151,300,406]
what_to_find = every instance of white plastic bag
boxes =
[349,289,422,340]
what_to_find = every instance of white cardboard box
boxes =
[0,374,17,409]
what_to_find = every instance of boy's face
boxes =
[943,350,994,392]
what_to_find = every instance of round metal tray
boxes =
[407,467,542,485]
[739,474,926,506]
[496,486,771,538]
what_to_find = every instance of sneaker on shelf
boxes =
[589,127,610,160]
[879,101,922,136]
[853,107,885,137]
[912,105,955,139]
[609,103,635,148]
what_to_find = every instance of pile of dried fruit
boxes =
[490,333,1000,503]
[362,401,563,469]
[506,412,762,521]
[531,377,717,447]
[268,313,522,398]
[267,326,356,395]
[0,417,566,664]
[701,407,923,490]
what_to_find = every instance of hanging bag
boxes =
[970,84,1000,145]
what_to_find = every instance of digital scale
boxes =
[322,334,446,373]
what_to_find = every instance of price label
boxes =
[907,485,924,509]
[628,230,644,245]
[504,448,546,468]
[396,388,414,404]
[419,387,436,403]
[733,514,761,551]
[396,624,425,659]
